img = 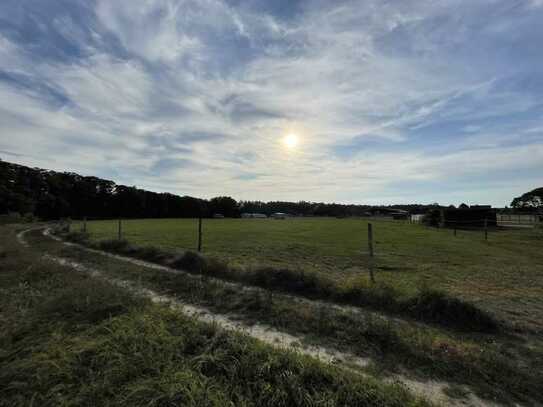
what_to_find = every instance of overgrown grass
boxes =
[53,235,543,405]
[0,226,430,407]
[71,233,499,332]
[70,217,543,332]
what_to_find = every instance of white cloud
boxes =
[0,0,542,206]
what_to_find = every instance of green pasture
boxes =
[74,217,543,330]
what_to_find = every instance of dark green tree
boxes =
[511,188,543,209]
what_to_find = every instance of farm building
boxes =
[271,212,288,219]
[365,208,409,220]
[410,214,425,223]
[241,213,267,218]
[442,205,496,228]
[497,212,542,228]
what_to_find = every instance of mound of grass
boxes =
[405,287,498,332]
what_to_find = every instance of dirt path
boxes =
[17,227,502,407]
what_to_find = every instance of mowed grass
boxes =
[75,217,543,330]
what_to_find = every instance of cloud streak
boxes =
[0,0,542,206]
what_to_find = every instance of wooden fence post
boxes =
[454,224,457,236]
[82,216,87,233]
[118,218,122,240]
[484,218,488,241]
[197,216,202,252]
[367,223,375,284]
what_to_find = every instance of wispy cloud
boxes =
[0,0,542,206]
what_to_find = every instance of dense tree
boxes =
[209,196,239,217]
[1,159,454,220]
[511,188,543,210]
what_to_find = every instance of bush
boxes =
[171,251,207,273]
[422,209,441,227]
[248,267,331,296]
[407,287,498,331]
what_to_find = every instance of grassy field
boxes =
[0,224,431,406]
[74,217,543,331]
[4,222,543,405]
[13,225,543,405]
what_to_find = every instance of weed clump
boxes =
[171,251,207,272]
[248,267,332,297]
[406,287,499,331]
[76,238,501,332]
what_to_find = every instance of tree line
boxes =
[3,159,538,221]
[0,159,426,220]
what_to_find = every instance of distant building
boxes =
[365,207,409,220]
[213,213,225,218]
[271,212,288,219]
[410,214,425,223]
[442,205,496,228]
[497,212,542,228]
[241,213,267,218]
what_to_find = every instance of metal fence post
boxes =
[368,223,375,284]
[197,216,202,252]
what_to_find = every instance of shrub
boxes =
[406,287,498,331]
[248,267,330,296]
[171,251,207,273]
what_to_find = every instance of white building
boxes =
[497,213,542,228]
[241,213,267,218]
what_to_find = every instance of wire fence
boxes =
[56,215,542,286]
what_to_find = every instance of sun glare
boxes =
[283,133,299,149]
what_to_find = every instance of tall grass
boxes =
[57,235,543,405]
[75,234,499,332]
[1,229,429,406]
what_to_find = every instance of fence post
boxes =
[367,223,375,284]
[454,224,457,236]
[118,218,122,240]
[484,218,488,241]
[82,216,87,233]
[197,216,202,252]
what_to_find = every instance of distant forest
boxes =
[0,159,447,220]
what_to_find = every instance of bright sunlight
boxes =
[283,133,299,149]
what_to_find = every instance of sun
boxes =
[283,133,299,149]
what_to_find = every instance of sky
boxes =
[0,0,542,207]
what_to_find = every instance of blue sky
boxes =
[0,0,542,206]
